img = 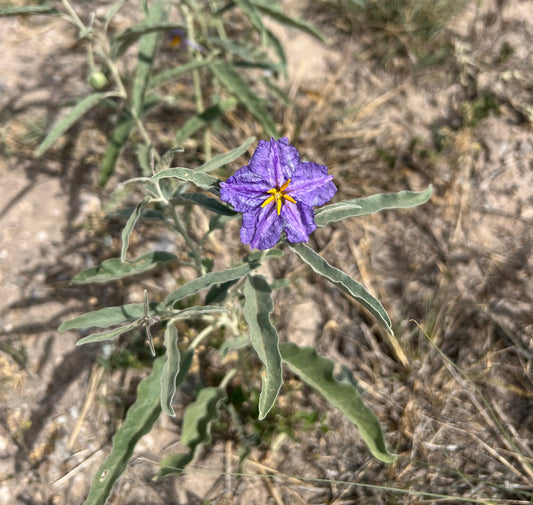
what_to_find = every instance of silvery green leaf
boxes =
[151,167,220,195]
[209,62,278,137]
[82,356,164,504]
[164,249,282,307]
[175,98,237,145]
[280,343,397,463]
[315,186,433,226]
[58,302,166,332]
[149,58,212,88]
[289,243,393,335]
[120,201,144,262]
[197,136,255,173]
[37,93,117,156]
[243,275,282,420]
[73,251,177,284]
[160,325,181,416]
[76,322,139,346]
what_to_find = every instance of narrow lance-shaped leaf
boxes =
[250,0,327,42]
[149,58,212,88]
[315,185,433,227]
[234,0,266,41]
[83,352,194,504]
[82,357,165,505]
[209,62,278,137]
[132,1,168,117]
[289,243,393,335]
[76,322,139,346]
[73,251,178,284]
[121,200,144,262]
[37,93,118,156]
[164,249,283,307]
[100,115,133,186]
[0,6,59,16]
[58,302,166,332]
[280,343,397,463]
[243,275,282,420]
[175,98,237,145]
[196,136,255,173]
[160,324,181,416]
[155,386,225,479]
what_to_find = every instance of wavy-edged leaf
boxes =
[151,166,220,194]
[250,0,326,42]
[83,352,193,504]
[280,342,397,463]
[164,249,283,307]
[156,386,225,479]
[315,186,433,227]
[73,251,177,284]
[209,62,277,137]
[132,1,168,117]
[100,115,133,186]
[197,136,255,173]
[82,357,165,505]
[243,275,282,420]
[121,201,144,262]
[37,93,115,156]
[76,322,139,346]
[179,193,236,216]
[58,302,166,332]
[289,243,392,335]
[160,325,180,416]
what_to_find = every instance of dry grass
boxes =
[0,0,532,503]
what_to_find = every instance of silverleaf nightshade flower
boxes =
[219,137,337,250]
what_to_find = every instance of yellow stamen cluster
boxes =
[170,35,182,47]
[261,179,297,215]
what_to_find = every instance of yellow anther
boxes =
[261,179,296,216]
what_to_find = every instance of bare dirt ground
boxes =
[0,1,532,504]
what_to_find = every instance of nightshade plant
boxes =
[58,134,431,505]
[4,2,431,505]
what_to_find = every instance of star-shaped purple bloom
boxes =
[219,137,337,250]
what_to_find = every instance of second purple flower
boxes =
[219,137,337,250]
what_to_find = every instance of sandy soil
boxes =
[0,1,532,504]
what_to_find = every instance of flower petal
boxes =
[286,161,337,207]
[219,166,271,212]
[240,205,283,250]
[249,137,300,187]
[281,202,316,243]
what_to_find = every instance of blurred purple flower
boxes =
[167,28,202,51]
[219,137,337,250]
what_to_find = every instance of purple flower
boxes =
[167,29,203,52]
[219,137,337,250]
